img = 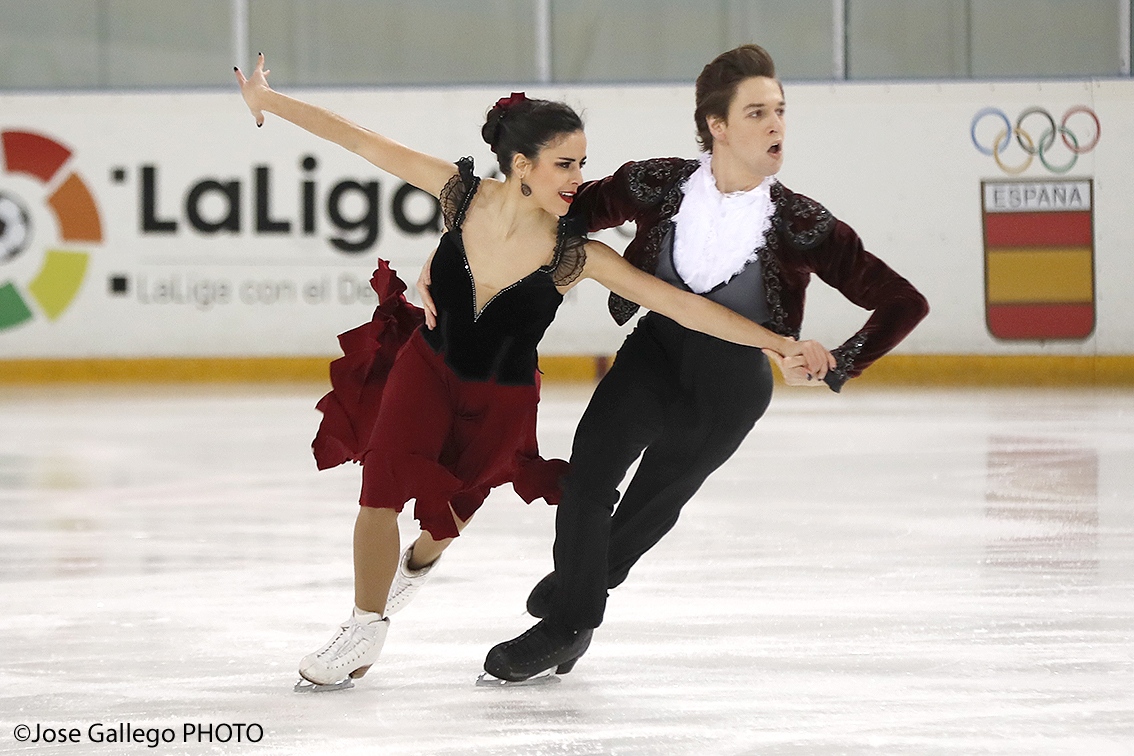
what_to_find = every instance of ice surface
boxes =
[1,384,1132,755]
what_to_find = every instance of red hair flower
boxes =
[495,92,527,112]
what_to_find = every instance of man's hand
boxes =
[416,249,437,329]
[763,350,833,388]
[776,337,835,379]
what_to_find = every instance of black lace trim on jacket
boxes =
[440,157,479,231]
[610,159,700,324]
[823,333,867,393]
[778,189,835,251]
[753,182,789,338]
[608,290,640,326]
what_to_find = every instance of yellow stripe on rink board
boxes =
[986,248,1093,303]
[0,355,613,385]
[3,354,1134,387]
[539,355,609,382]
[854,354,1134,387]
[0,357,336,384]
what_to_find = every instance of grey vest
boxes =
[655,224,771,326]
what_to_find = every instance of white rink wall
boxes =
[0,79,1127,360]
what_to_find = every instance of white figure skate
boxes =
[294,609,389,692]
[386,545,440,615]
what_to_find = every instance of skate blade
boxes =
[293,677,355,693]
[475,670,560,688]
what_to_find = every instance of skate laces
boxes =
[386,547,439,615]
[317,617,380,663]
[514,620,575,655]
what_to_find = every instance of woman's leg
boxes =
[352,506,402,614]
[301,334,457,685]
[407,506,474,569]
[352,504,471,615]
[352,335,458,611]
[300,504,402,686]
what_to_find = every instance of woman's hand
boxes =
[416,248,438,330]
[774,337,835,379]
[763,350,834,387]
[234,53,271,127]
[233,53,461,198]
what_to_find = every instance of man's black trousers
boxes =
[549,312,775,630]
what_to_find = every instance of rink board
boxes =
[0,79,1130,365]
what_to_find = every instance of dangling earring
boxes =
[520,180,532,197]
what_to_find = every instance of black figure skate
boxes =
[478,619,592,686]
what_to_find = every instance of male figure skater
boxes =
[481,44,929,682]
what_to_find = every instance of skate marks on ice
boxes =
[1,385,1134,754]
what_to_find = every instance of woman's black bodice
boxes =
[419,158,586,385]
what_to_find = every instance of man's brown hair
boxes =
[694,44,777,152]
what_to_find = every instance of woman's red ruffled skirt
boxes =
[311,260,568,539]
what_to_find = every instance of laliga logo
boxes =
[970,106,1101,175]
[0,130,102,332]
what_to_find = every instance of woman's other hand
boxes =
[416,249,438,330]
[234,52,271,127]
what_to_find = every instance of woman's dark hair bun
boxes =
[481,106,506,151]
[480,96,583,176]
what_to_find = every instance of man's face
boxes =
[709,75,785,180]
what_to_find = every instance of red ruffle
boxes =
[312,260,426,470]
[514,456,571,506]
[361,451,467,539]
[312,260,568,539]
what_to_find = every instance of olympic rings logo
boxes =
[970,106,1100,175]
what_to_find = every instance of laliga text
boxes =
[11,722,264,748]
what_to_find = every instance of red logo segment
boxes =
[2,131,73,183]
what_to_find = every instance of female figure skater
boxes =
[235,54,832,689]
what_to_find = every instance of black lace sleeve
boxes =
[550,215,588,286]
[439,157,479,231]
[822,334,867,393]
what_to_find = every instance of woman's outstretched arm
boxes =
[235,54,457,198]
[578,241,835,377]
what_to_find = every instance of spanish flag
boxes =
[982,180,1094,340]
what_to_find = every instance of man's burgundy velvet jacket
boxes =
[569,157,929,392]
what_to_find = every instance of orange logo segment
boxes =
[48,173,103,242]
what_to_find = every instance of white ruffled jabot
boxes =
[672,155,776,294]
